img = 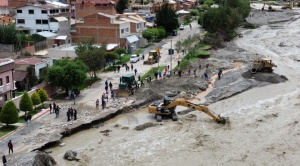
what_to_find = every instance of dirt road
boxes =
[48,9,300,166]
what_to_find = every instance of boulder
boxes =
[165,90,179,97]
[63,150,79,161]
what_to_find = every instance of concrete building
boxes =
[14,57,53,79]
[71,12,130,47]
[0,58,18,107]
[14,3,70,34]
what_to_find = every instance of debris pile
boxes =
[134,122,158,131]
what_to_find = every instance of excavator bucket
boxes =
[217,115,227,124]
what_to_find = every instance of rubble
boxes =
[134,122,158,131]
[63,150,79,161]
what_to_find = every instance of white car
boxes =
[179,24,184,30]
[130,54,140,63]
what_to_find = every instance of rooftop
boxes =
[0,58,14,66]
[14,57,43,65]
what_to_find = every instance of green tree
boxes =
[104,52,119,62]
[205,0,214,6]
[155,3,179,33]
[0,101,19,127]
[0,24,19,47]
[38,89,48,108]
[115,48,127,56]
[19,91,33,114]
[116,0,128,14]
[157,28,166,39]
[75,41,106,78]
[46,59,88,95]
[142,29,154,44]
[31,92,41,112]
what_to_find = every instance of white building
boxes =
[14,3,70,35]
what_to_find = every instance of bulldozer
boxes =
[143,48,161,65]
[250,57,277,74]
[148,97,227,124]
[114,74,137,97]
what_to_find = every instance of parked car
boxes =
[130,54,140,63]
[179,24,184,30]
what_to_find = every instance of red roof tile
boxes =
[14,57,43,65]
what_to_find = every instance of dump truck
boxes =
[113,74,137,97]
[250,57,277,74]
[143,48,160,65]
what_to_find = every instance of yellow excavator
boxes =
[148,98,227,124]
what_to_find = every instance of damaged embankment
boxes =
[35,99,150,151]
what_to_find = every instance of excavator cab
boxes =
[163,97,174,106]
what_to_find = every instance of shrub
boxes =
[38,89,48,108]
[19,91,33,114]
[31,92,41,111]
[0,101,19,127]
[243,22,256,29]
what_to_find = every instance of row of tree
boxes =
[0,89,48,127]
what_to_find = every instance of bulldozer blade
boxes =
[143,61,152,65]
[117,89,130,97]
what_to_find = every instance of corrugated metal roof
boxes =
[126,35,139,43]
[55,36,68,40]
[37,31,57,38]
[54,16,68,22]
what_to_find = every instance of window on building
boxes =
[37,29,42,32]
[17,19,25,24]
[42,20,48,24]
[61,9,65,12]
[0,78,3,86]
[121,29,124,34]
[66,8,70,12]
[36,19,41,24]
[125,28,129,32]
[6,76,9,84]
[55,9,59,13]
[41,10,47,14]
[28,10,34,14]
[3,94,7,101]
[50,10,53,14]
[17,10,22,13]
[137,24,140,29]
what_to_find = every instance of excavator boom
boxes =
[165,99,226,124]
[148,98,227,124]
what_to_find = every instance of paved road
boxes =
[0,20,202,158]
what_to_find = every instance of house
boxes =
[14,57,53,79]
[119,13,148,51]
[0,15,13,25]
[74,0,116,19]
[0,58,18,107]
[14,3,70,34]
[71,12,131,47]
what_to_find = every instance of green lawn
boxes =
[0,125,18,137]
[141,66,166,80]
[133,49,144,55]
[14,92,23,97]
[119,54,131,63]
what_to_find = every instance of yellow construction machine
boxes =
[262,3,277,11]
[143,48,161,65]
[250,57,277,74]
[148,98,227,124]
